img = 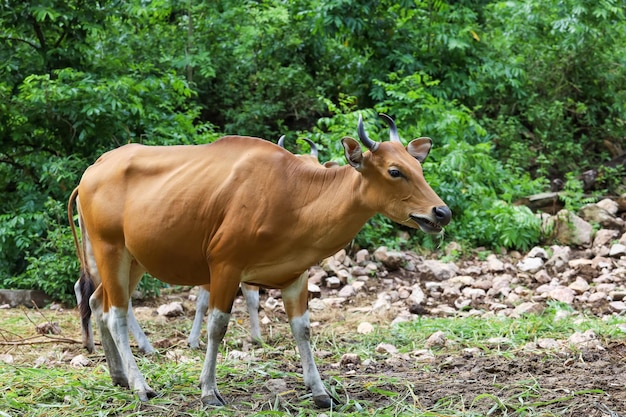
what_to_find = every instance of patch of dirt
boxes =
[2,283,626,416]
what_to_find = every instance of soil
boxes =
[2,279,626,416]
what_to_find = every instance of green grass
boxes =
[1,302,625,416]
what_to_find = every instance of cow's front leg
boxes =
[282,271,333,408]
[199,308,230,406]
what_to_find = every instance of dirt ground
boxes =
[2,283,626,416]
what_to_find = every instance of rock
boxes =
[609,301,626,312]
[264,297,280,310]
[548,287,575,304]
[596,198,619,215]
[588,292,607,303]
[308,298,326,311]
[373,247,406,271]
[157,301,184,317]
[0,289,51,308]
[336,269,352,285]
[407,285,426,307]
[593,229,620,248]
[610,290,626,301]
[488,274,512,296]
[424,331,446,348]
[536,338,560,349]
[308,283,321,298]
[412,349,436,362]
[325,277,341,289]
[486,254,505,272]
[510,302,542,317]
[355,249,370,264]
[609,244,626,257]
[568,277,590,294]
[418,260,459,281]
[544,245,571,272]
[551,210,593,246]
[227,350,249,360]
[333,249,347,264]
[534,270,552,284]
[527,247,549,259]
[568,330,602,350]
[517,257,544,273]
[568,258,593,268]
[357,322,374,334]
[370,293,391,312]
[264,378,288,394]
[579,203,624,229]
[308,268,327,285]
[337,284,356,298]
[462,288,486,299]
[340,353,361,366]
[376,343,398,355]
[70,354,91,367]
[320,257,341,275]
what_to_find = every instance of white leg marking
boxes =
[188,287,209,349]
[200,309,230,406]
[241,285,262,343]
[90,294,127,387]
[106,306,156,401]
[127,300,155,354]
[289,312,328,402]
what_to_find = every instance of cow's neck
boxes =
[292,163,376,254]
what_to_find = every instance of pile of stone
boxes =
[293,197,626,323]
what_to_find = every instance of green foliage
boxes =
[0,199,78,305]
[2,0,625,300]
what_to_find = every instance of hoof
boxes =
[313,394,333,409]
[188,340,201,349]
[201,390,227,407]
[139,345,156,355]
[137,388,159,402]
[111,376,130,389]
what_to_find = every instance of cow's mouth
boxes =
[410,214,443,234]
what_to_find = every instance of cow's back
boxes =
[77,137,292,285]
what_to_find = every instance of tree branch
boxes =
[0,36,40,50]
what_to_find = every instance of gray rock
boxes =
[0,289,51,308]
[579,203,624,229]
[157,301,184,317]
[418,260,459,281]
[609,244,626,257]
[551,210,593,246]
[517,257,544,273]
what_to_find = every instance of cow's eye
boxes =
[388,169,403,178]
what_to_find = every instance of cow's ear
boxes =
[342,137,364,169]
[407,137,432,163]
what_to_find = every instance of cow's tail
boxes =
[68,187,96,352]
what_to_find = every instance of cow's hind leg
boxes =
[127,264,155,355]
[90,285,128,387]
[241,284,262,344]
[188,286,209,349]
[94,247,157,401]
[282,271,334,409]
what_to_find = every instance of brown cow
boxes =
[188,136,332,348]
[68,114,451,408]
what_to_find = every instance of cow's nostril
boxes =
[433,206,452,226]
